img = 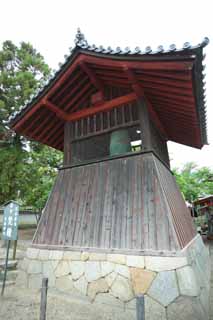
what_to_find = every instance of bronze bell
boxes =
[109,129,131,156]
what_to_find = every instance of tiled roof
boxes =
[8,29,209,147]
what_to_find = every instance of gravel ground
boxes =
[0,286,134,320]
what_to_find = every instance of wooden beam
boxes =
[83,55,194,71]
[79,61,104,94]
[124,67,167,139]
[42,99,69,121]
[67,92,137,122]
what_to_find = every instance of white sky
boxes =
[0,0,212,169]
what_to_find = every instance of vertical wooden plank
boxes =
[121,105,125,124]
[51,169,68,244]
[44,170,65,244]
[94,114,97,132]
[73,166,90,246]
[114,107,117,126]
[100,162,112,249]
[107,111,110,129]
[57,169,73,245]
[131,157,137,249]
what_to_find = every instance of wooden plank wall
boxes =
[33,152,194,252]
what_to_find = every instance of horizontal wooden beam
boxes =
[83,55,194,72]
[67,92,137,122]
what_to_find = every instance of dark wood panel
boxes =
[33,153,195,252]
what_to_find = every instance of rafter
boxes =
[124,67,168,139]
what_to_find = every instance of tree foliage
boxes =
[0,40,62,209]
[173,162,213,202]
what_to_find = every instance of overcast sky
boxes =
[0,0,212,169]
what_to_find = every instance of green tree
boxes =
[173,162,213,202]
[0,40,62,207]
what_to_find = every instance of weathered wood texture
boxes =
[34,153,196,251]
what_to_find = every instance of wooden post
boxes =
[1,240,11,296]
[40,277,48,320]
[137,98,152,151]
[13,240,17,260]
[136,294,145,320]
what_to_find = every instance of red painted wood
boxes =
[64,82,93,111]
[58,76,90,108]
[12,103,41,130]
[21,109,45,134]
[67,92,137,122]
[43,99,69,120]
[67,88,95,113]
[50,69,84,102]
[35,116,60,141]
[80,61,104,93]
[82,55,194,71]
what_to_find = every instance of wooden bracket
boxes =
[79,61,105,96]
[124,67,168,139]
[42,99,69,121]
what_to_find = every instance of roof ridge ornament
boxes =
[75,28,88,47]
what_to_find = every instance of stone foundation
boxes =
[17,235,210,320]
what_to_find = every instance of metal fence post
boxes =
[40,277,48,320]
[136,294,145,320]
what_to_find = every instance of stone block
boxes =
[167,296,206,320]
[81,252,90,261]
[28,273,42,290]
[89,253,106,261]
[85,261,101,282]
[26,248,39,259]
[145,295,167,320]
[73,276,88,295]
[115,265,130,279]
[130,268,156,294]
[95,293,125,309]
[107,254,126,265]
[148,270,179,307]
[70,261,85,280]
[38,249,50,260]
[49,250,63,260]
[101,261,115,277]
[55,261,70,278]
[125,298,136,310]
[87,278,108,300]
[63,251,81,260]
[126,255,145,268]
[110,275,134,302]
[42,261,56,287]
[176,266,199,296]
[105,272,117,287]
[145,256,187,272]
[27,260,42,274]
[55,275,74,291]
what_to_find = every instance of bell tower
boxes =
[10,32,210,319]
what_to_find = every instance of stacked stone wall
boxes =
[17,235,210,320]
